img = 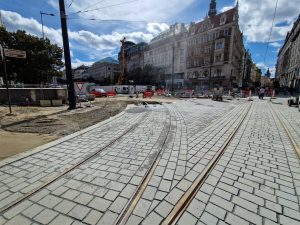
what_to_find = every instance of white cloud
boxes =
[65,0,195,23]
[256,62,275,77]
[1,10,159,63]
[71,58,94,68]
[269,42,282,48]
[147,23,169,35]
[221,0,298,43]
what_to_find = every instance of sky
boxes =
[0,0,299,76]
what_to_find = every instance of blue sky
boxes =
[0,0,299,76]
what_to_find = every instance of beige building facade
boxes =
[276,14,300,89]
[186,0,244,91]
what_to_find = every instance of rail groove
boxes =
[269,103,300,159]
[114,104,172,225]
[161,102,252,225]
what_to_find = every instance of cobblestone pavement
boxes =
[176,100,300,225]
[1,99,299,225]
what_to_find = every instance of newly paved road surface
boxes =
[0,98,299,225]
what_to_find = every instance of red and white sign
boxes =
[75,82,84,92]
[4,48,26,59]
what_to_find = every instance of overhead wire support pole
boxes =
[59,0,76,110]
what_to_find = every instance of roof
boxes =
[190,7,237,35]
[98,57,119,64]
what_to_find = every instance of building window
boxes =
[216,40,224,49]
[220,15,227,25]
[215,54,223,62]
[204,46,211,54]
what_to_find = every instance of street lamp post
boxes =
[40,11,55,39]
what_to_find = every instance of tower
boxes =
[208,0,217,18]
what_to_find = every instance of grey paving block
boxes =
[34,209,58,224]
[133,198,152,218]
[96,211,118,225]
[68,204,91,220]
[89,197,112,212]
[4,215,31,225]
[49,215,74,225]
[109,196,128,214]
[83,210,103,225]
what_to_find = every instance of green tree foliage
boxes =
[0,27,64,84]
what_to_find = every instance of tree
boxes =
[0,27,64,84]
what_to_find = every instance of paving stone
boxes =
[34,209,58,224]
[178,212,198,225]
[155,200,173,217]
[68,204,91,220]
[225,212,250,225]
[89,197,111,212]
[54,199,76,214]
[74,192,93,205]
[200,212,218,225]
[3,200,32,219]
[133,198,152,218]
[96,211,118,225]
[126,214,143,225]
[234,206,263,225]
[187,198,205,218]
[49,215,74,225]
[39,194,63,208]
[279,215,300,225]
[22,204,45,218]
[141,211,163,225]
[259,206,277,222]
[4,215,31,225]
[109,196,128,214]
[83,210,103,225]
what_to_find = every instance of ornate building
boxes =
[143,23,188,89]
[276,14,300,90]
[186,0,244,90]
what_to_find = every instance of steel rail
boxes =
[162,102,252,225]
[0,109,151,214]
[269,104,300,159]
[114,104,172,225]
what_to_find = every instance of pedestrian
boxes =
[259,87,265,99]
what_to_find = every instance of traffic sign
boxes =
[75,82,84,92]
[4,48,26,59]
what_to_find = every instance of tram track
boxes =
[113,102,252,225]
[159,102,252,225]
[114,104,172,225]
[0,107,152,214]
[269,103,300,159]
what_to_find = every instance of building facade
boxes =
[143,23,188,89]
[276,14,300,90]
[87,57,119,82]
[186,0,244,91]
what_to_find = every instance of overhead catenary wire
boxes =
[263,0,279,64]
[68,0,74,8]
[68,0,140,16]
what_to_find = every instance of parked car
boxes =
[76,92,95,102]
[90,88,107,97]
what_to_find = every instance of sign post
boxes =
[0,46,27,115]
[0,45,12,115]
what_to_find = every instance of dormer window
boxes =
[220,14,227,25]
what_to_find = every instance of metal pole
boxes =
[40,12,44,39]
[1,45,12,114]
[171,42,175,95]
[59,0,76,109]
